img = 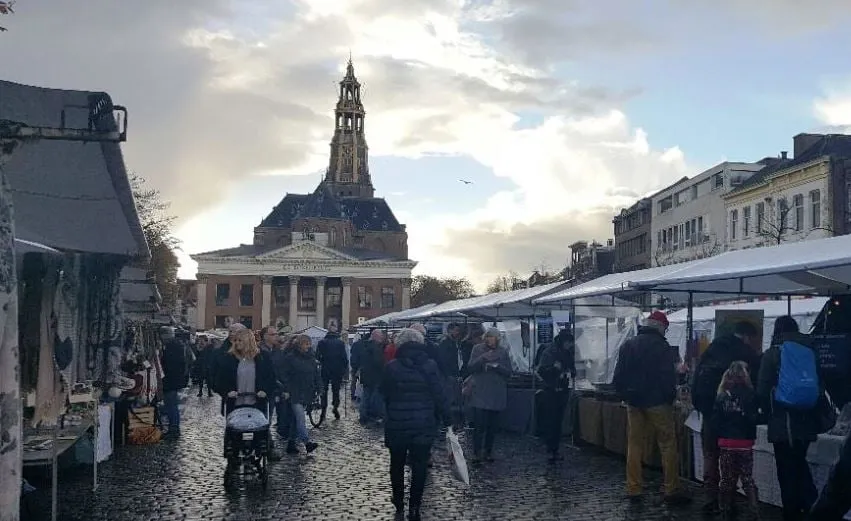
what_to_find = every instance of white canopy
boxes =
[359,304,439,327]
[536,235,851,306]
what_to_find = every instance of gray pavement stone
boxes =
[24,394,785,521]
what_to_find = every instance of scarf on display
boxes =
[33,262,64,427]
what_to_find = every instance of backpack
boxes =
[775,340,820,409]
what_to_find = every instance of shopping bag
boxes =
[354,382,363,400]
[445,427,470,485]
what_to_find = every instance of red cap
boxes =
[648,310,669,328]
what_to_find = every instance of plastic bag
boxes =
[226,407,269,431]
[446,427,470,485]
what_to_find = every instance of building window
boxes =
[659,196,673,214]
[381,287,395,308]
[672,225,679,250]
[215,283,230,307]
[756,202,765,233]
[684,221,691,246]
[656,230,662,250]
[300,286,316,311]
[793,194,804,232]
[215,315,231,328]
[674,192,682,207]
[327,286,342,307]
[329,227,337,247]
[811,190,821,228]
[358,286,372,309]
[273,285,289,307]
[239,316,253,329]
[678,223,685,249]
[730,209,738,240]
[713,173,724,190]
[743,206,751,237]
[691,185,698,200]
[778,198,789,230]
[697,216,704,243]
[239,284,254,307]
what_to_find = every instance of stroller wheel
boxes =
[308,406,325,428]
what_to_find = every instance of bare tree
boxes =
[757,198,834,246]
[486,271,524,293]
[0,1,14,32]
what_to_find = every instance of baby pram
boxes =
[223,393,270,490]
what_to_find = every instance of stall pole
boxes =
[93,400,98,491]
[529,311,537,438]
[51,417,58,521]
[686,292,695,367]
[787,295,792,316]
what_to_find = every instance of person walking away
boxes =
[194,336,214,398]
[810,430,851,521]
[281,334,321,454]
[536,329,577,462]
[467,328,512,464]
[384,332,398,364]
[350,331,371,402]
[272,334,295,444]
[438,323,464,422]
[757,316,823,521]
[258,326,281,422]
[612,311,690,505]
[161,327,189,439]
[460,326,482,379]
[692,320,761,514]
[316,327,349,421]
[382,328,450,521]
[359,330,388,424]
[712,361,760,520]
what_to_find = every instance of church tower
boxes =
[324,58,374,199]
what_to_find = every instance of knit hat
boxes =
[228,323,247,333]
[645,310,669,333]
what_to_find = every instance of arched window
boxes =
[330,227,338,246]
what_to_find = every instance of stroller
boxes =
[223,393,271,490]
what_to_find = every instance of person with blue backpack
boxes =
[757,316,823,521]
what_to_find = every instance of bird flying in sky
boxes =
[459,179,473,185]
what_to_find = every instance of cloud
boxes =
[5,0,689,284]
[814,83,851,132]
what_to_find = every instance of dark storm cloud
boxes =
[440,208,616,276]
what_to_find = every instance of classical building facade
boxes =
[191,60,416,331]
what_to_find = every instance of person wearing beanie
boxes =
[613,310,690,506]
[535,329,577,462]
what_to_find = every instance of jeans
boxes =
[163,390,180,431]
[359,386,384,423]
[389,443,431,509]
[322,375,343,412]
[810,432,851,521]
[773,440,817,521]
[541,390,569,454]
[290,402,310,444]
[472,408,500,456]
[701,417,720,500]
[626,405,680,496]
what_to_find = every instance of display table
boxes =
[22,421,92,466]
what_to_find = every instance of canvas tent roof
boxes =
[0,81,147,257]
[537,235,851,306]
[665,297,828,324]
[359,304,438,327]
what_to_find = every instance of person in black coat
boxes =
[213,329,277,410]
[281,334,322,454]
[316,329,349,420]
[359,329,387,424]
[810,430,851,521]
[161,327,189,438]
[381,328,450,521]
[193,336,214,398]
[536,329,577,462]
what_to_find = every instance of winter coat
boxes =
[437,336,462,378]
[381,341,450,448]
[213,351,277,398]
[192,346,213,380]
[384,344,397,364]
[691,334,760,415]
[281,349,322,406]
[757,335,824,444]
[809,430,851,520]
[537,342,576,392]
[711,386,758,443]
[467,343,512,411]
[350,338,368,374]
[459,340,475,378]
[612,326,678,409]
[359,340,387,388]
[162,339,189,392]
[316,333,349,379]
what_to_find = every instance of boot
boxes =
[719,495,734,521]
[391,493,404,515]
[408,504,422,521]
[746,487,760,521]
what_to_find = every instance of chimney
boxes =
[607,238,614,247]
[780,151,787,160]
[793,133,824,158]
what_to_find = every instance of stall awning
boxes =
[404,281,571,321]
[359,304,438,327]
[630,235,851,298]
[0,81,148,258]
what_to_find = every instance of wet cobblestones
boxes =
[28,395,785,521]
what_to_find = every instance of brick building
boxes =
[191,60,416,332]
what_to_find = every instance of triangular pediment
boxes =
[257,241,356,261]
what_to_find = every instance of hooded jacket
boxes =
[381,341,449,448]
[613,326,678,409]
[436,336,462,378]
[316,332,349,379]
[281,348,322,406]
[692,334,760,416]
[162,339,189,392]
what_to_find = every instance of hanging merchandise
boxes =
[33,261,65,427]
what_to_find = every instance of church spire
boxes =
[324,58,374,199]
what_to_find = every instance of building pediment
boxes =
[257,241,357,262]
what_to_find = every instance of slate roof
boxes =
[733,134,851,193]
[0,80,148,257]
[259,182,404,232]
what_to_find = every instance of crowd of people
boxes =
[614,310,851,521]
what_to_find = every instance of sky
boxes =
[5,0,851,291]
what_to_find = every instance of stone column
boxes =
[401,278,412,310]
[260,276,272,328]
[288,276,300,330]
[315,277,326,329]
[341,277,352,331]
[196,275,208,329]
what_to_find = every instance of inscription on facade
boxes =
[285,263,333,272]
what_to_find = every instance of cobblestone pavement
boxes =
[29,395,785,521]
